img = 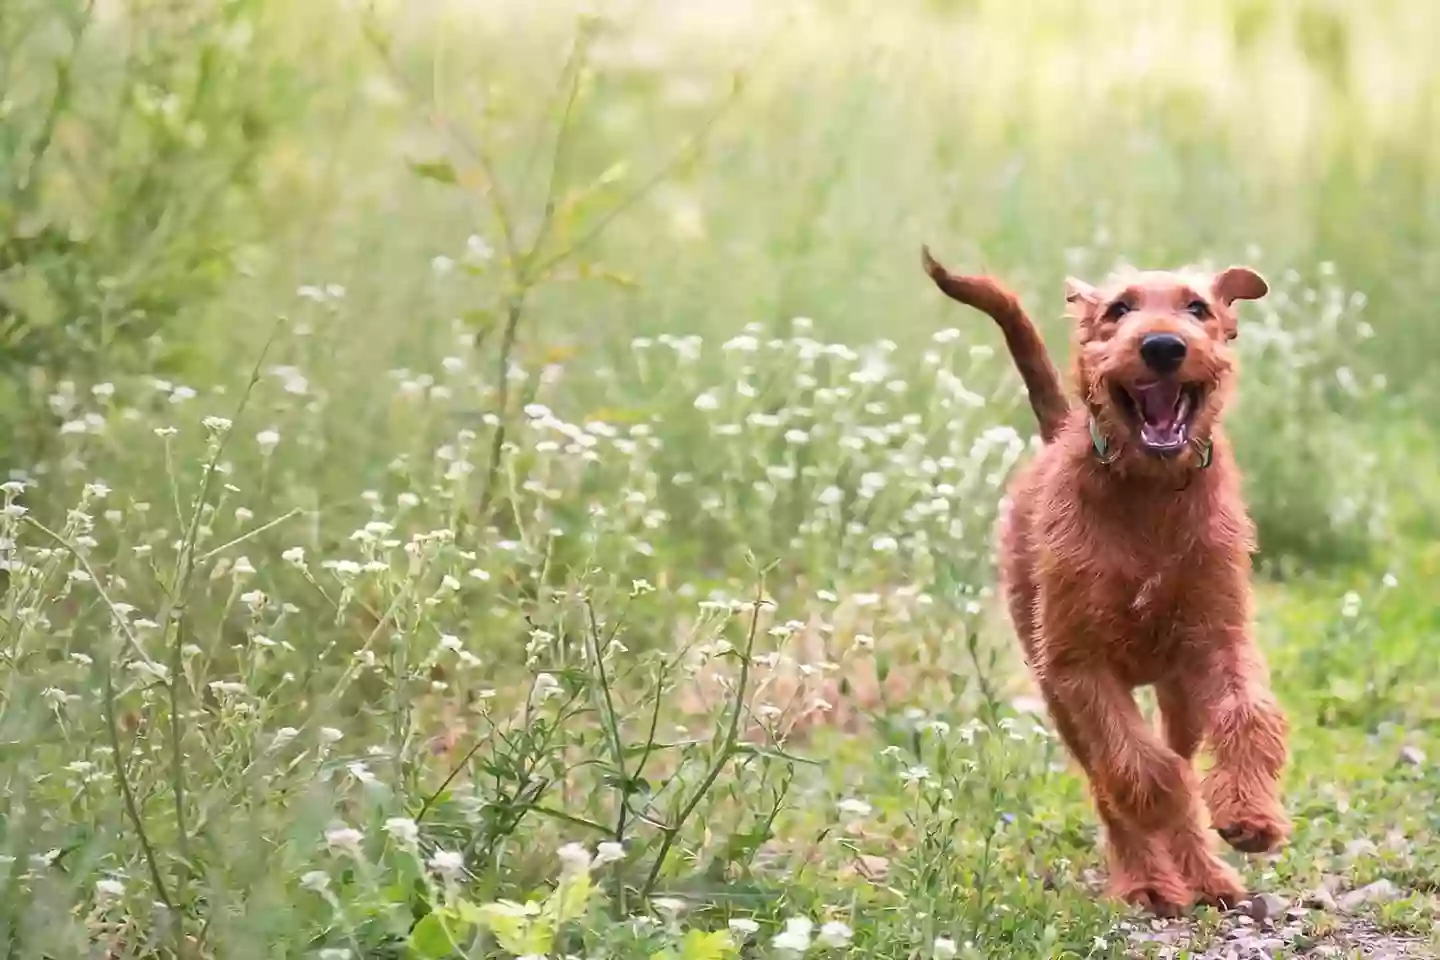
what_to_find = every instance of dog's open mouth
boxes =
[1114,380,1203,455]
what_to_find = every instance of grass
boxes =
[2,0,1440,957]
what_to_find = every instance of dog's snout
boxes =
[1139,333,1187,375]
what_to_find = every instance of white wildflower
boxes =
[428,848,465,878]
[901,764,931,785]
[557,842,592,875]
[346,761,376,784]
[772,917,813,954]
[593,841,625,867]
[324,827,364,856]
[300,870,331,893]
[651,896,688,916]
[728,918,759,938]
[818,921,853,948]
[94,878,125,904]
[383,818,419,847]
[465,235,494,261]
[532,672,563,702]
[256,429,280,455]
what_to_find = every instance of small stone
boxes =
[1382,829,1412,854]
[1345,837,1378,859]
[855,854,889,881]
[1399,744,1426,766]
[1246,892,1289,922]
[1244,937,1283,959]
[1302,887,1338,911]
[1338,878,1402,911]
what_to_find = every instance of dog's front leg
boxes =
[1043,668,1194,829]
[1195,634,1291,854]
[1038,665,1198,914]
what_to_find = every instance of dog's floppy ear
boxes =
[1210,266,1267,341]
[1064,277,1099,319]
[1211,266,1268,306]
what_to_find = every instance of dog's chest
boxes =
[1090,528,1220,677]
[1127,571,1167,618]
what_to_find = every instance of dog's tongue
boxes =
[1134,381,1185,446]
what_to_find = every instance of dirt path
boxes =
[1121,884,1431,959]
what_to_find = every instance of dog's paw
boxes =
[1214,813,1289,854]
[1186,856,1247,910]
[1110,872,1193,918]
[1204,775,1291,854]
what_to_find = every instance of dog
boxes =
[921,246,1290,916]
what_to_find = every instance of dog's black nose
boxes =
[1139,333,1187,374]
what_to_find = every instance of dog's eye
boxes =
[1186,300,1210,319]
[1104,301,1132,321]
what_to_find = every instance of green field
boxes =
[2,0,1439,956]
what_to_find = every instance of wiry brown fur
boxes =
[922,245,1290,916]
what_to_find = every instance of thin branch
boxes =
[195,507,303,563]
[358,8,519,263]
[526,72,747,284]
[516,26,593,280]
[638,579,767,899]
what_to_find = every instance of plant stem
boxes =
[638,579,766,900]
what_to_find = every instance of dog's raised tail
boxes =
[921,245,1069,443]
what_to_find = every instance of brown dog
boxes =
[921,246,1290,916]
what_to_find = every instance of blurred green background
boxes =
[8,0,1439,563]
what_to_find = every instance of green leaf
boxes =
[676,929,738,960]
[574,262,639,289]
[407,912,469,959]
[408,158,459,185]
[476,900,553,956]
[594,160,630,187]
[542,870,593,925]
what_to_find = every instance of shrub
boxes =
[0,0,307,461]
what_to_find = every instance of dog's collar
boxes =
[1088,417,1212,469]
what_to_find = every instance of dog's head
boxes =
[1064,265,1267,460]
